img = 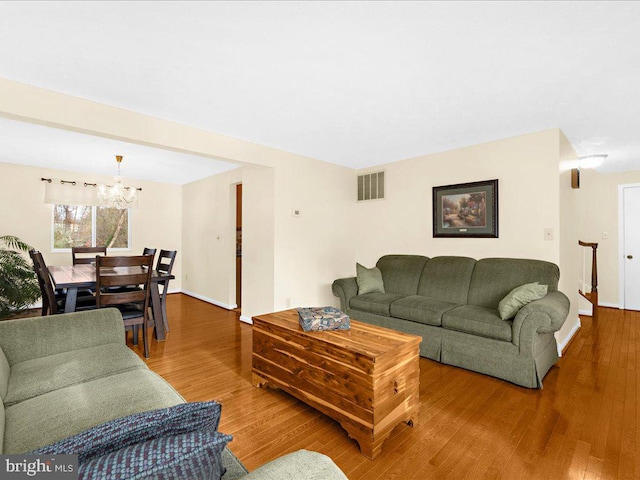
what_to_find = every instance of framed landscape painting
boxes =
[433,179,498,238]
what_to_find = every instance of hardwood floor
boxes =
[132,294,639,479]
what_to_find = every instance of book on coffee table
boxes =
[296,306,350,332]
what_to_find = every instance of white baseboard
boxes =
[579,301,620,316]
[599,301,619,309]
[239,315,253,325]
[557,317,581,357]
[181,290,237,311]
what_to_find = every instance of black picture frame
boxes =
[433,179,499,238]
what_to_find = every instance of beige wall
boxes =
[558,131,581,344]
[272,156,355,312]
[242,165,276,320]
[577,168,640,308]
[181,167,242,307]
[353,129,580,350]
[182,158,355,321]
[0,161,183,290]
[354,130,562,262]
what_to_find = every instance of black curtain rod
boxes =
[40,177,142,191]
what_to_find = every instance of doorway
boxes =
[619,183,640,310]
[235,183,242,309]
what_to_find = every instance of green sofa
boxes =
[332,255,570,388]
[0,309,347,479]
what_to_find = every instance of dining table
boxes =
[48,264,175,341]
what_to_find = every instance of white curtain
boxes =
[43,179,139,208]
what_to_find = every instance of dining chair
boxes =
[95,255,153,358]
[72,246,107,265]
[30,250,96,316]
[154,250,177,333]
[29,249,55,316]
[109,248,156,293]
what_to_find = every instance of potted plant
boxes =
[0,235,41,319]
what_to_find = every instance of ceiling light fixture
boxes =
[571,154,609,189]
[97,155,140,209]
[578,154,608,169]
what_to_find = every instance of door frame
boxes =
[618,182,640,309]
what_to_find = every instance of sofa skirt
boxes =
[347,308,559,388]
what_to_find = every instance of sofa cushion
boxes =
[3,369,184,454]
[0,346,9,400]
[241,450,349,480]
[0,309,126,366]
[467,258,559,310]
[0,399,4,455]
[442,305,512,342]
[376,255,429,295]
[498,282,548,320]
[356,263,385,294]
[4,343,144,406]
[32,401,222,463]
[417,256,476,304]
[390,296,459,326]
[350,293,405,317]
[222,448,249,479]
[78,430,232,480]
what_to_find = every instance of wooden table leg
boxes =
[64,287,78,313]
[151,282,166,340]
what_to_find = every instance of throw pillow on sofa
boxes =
[32,401,222,463]
[498,282,548,320]
[356,263,385,294]
[78,430,232,480]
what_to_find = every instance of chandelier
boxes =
[97,155,139,209]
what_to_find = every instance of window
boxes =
[53,205,130,250]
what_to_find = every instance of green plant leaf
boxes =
[0,235,40,319]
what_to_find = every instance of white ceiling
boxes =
[0,1,639,181]
[0,117,239,184]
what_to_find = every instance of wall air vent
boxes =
[357,171,385,201]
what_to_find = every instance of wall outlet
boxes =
[544,228,554,241]
[285,297,292,308]
[602,231,609,240]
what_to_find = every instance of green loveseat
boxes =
[0,309,347,479]
[332,255,570,388]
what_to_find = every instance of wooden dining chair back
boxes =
[30,250,60,316]
[154,250,177,332]
[29,249,50,315]
[95,255,153,358]
[109,248,156,294]
[156,250,177,275]
[72,246,107,265]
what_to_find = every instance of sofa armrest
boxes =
[512,291,570,351]
[0,308,125,366]
[332,277,358,312]
[240,450,348,480]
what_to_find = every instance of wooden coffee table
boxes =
[252,309,420,460]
